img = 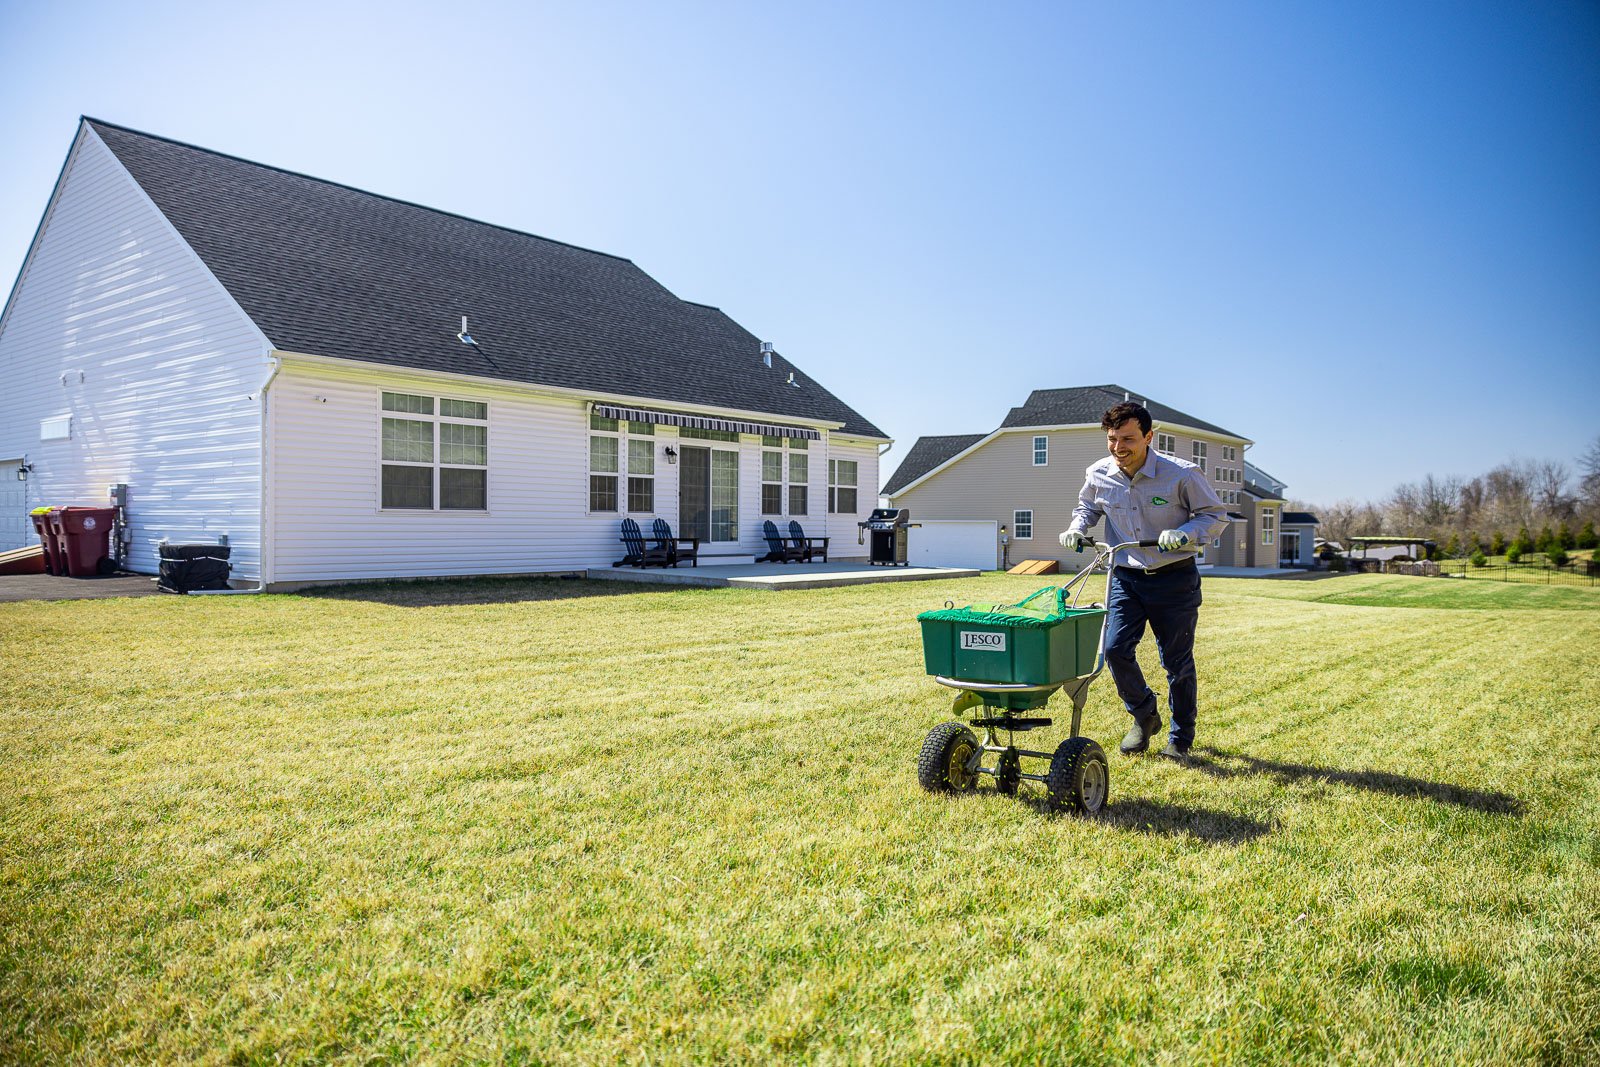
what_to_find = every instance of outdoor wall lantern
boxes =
[664,445,678,464]
[16,461,32,481]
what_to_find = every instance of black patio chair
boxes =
[788,520,830,563]
[651,518,700,568]
[760,520,804,563]
[615,518,673,568]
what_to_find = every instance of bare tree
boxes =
[1417,473,1462,528]
[1532,460,1573,521]
[1580,435,1600,518]
[1458,476,1485,528]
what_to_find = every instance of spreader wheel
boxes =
[1046,736,1109,815]
[917,721,980,794]
[996,748,1022,796]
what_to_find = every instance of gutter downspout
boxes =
[189,353,281,595]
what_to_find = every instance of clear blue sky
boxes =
[3,1,1596,504]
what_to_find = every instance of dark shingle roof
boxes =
[85,119,885,438]
[882,434,986,495]
[999,385,1244,440]
[1283,512,1320,525]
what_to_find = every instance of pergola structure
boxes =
[1347,536,1437,559]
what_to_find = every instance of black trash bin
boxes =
[158,543,232,593]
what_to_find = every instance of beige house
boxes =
[883,385,1296,571]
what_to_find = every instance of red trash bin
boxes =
[57,506,117,577]
[30,507,63,575]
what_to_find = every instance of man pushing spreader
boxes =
[1059,402,1228,759]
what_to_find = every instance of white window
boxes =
[1222,445,1237,462]
[381,391,488,510]
[1262,507,1276,545]
[762,444,784,515]
[828,458,858,514]
[1192,441,1207,473]
[761,436,809,515]
[589,414,655,513]
[1014,510,1033,539]
[788,449,808,516]
[1032,436,1048,466]
[1156,432,1176,456]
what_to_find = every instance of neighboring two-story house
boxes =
[884,385,1313,570]
[0,119,889,587]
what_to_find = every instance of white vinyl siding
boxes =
[268,361,882,580]
[0,126,272,578]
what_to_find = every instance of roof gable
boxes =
[1000,384,1244,439]
[84,119,885,438]
[882,433,986,495]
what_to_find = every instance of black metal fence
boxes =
[1437,557,1598,587]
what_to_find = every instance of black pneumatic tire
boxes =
[1046,736,1109,815]
[917,722,980,794]
[996,748,1022,796]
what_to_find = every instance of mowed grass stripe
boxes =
[1,573,1597,1064]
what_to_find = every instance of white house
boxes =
[0,119,889,588]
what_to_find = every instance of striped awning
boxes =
[590,403,821,440]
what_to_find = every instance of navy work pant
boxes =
[1104,561,1203,747]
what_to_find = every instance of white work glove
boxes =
[1157,529,1192,552]
[1059,529,1090,552]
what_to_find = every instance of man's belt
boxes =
[1115,556,1197,576]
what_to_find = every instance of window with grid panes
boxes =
[1033,436,1047,466]
[762,447,784,515]
[788,450,808,515]
[828,458,858,514]
[1014,510,1033,539]
[591,415,657,513]
[1157,432,1176,456]
[1192,440,1207,473]
[381,391,487,510]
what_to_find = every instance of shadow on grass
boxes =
[297,574,699,608]
[1013,793,1271,844]
[1188,748,1522,815]
[1094,799,1273,843]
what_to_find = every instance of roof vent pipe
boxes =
[760,341,774,368]
[457,316,477,345]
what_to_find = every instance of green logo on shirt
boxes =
[1151,496,1168,505]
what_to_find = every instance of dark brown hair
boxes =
[1101,402,1152,435]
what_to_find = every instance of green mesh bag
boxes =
[916,585,1073,629]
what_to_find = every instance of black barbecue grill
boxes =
[859,508,918,566]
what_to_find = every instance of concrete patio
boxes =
[586,560,981,590]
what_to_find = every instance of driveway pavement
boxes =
[0,572,162,602]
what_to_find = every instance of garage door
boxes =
[0,463,30,550]
[909,520,998,571]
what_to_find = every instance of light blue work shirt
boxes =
[1068,451,1229,570]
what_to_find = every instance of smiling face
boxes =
[1106,418,1153,475]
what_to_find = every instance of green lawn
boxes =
[2,573,1597,1064]
[1436,550,1597,588]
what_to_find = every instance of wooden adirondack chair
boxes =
[651,518,700,567]
[615,518,673,567]
[760,520,804,563]
[788,520,830,563]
